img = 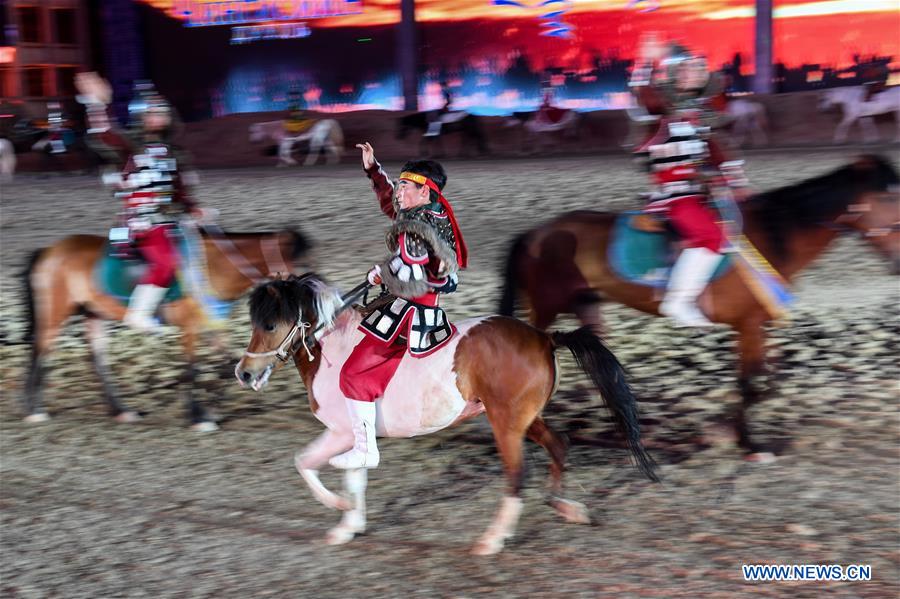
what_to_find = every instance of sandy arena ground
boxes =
[1,150,898,598]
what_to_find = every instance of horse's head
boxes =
[817,88,843,112]
[844,156,900,273]
[248,123,264,143]
[235,274,343,391]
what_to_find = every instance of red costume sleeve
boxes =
[364,160,396,219]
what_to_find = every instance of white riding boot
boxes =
[659,247,722,327]
[123,284,167,331]
[329,400,380,469]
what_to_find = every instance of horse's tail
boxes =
[498,231,529,317]
[551,327,659,482]
[286,228,313,261]
[21,248,46,347]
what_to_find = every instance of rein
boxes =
[242,280,372,364]
[201,224,282,283]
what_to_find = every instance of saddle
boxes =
[285,119,315,135]
[95,240,186,304]
[608,212,732,288]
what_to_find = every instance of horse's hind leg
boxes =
[23,267,77,421]
[527,417,590,524]
[85,316,138,422]
[23,346,49,422]
[573,291,605,336]
[473,388,550,555]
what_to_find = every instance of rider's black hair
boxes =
[400,159,447,203]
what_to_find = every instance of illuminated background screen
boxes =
[139,1,899,119]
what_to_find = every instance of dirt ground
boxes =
[1,150,898,598]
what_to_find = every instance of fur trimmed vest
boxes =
[360,201,461,356]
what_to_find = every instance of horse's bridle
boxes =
[830,196,900,238]
[243,313,315,363]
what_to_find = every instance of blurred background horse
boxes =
[499,155,900,459]
[249,119,344,166]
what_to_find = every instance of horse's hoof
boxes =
[191,421,219,433]
[551,498,591,524]
[24,412,50,424]
[325,525,360,545]
[744,451,777,464]
[471,537,504,556]
[114,411,141,424]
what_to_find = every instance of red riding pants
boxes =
[339,335,406,402]
[135,225,178,287]
[666,195,725,252]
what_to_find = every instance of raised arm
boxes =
[75,72,134,164]
[357,142,396,219]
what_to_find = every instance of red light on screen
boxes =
[0,47,16,64]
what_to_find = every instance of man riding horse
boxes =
[76,72,203,331]
[284,88,315,136]
[329,142,468,469]
[629,36,750,327]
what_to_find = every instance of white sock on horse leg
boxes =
[473,495,523,554]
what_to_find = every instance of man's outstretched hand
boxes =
[356,142,376,170]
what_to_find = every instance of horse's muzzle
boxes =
[234,362,273,391]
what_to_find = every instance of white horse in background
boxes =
[504,109,584,155]
[818,85,900,144]
[249,119,344,167]
[726,98,768,147]
[0,138,15,182]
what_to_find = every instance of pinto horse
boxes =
[21,226,312,430]
[499,155,900,459]
[234,274,657,555]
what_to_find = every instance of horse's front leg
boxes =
[278,138,297,166]
[303,136,320,167]
[295,428,354,510]
[736,322,776,462]
[325,468,368,545]
[752,119,768,147]
[859,116,879,143]
[164,300,218,431]
[833,116,854,143]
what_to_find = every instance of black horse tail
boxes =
[552,327,659,482]
[498,231,529,317]
[21,248,46,347]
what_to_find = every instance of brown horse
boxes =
[499,155,900,458]
[234,274,657,554]
[21,226,311,430]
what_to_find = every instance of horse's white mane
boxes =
[306,277,344,331]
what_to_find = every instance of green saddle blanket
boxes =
[608,212,733,287]
[95,242,186,304]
